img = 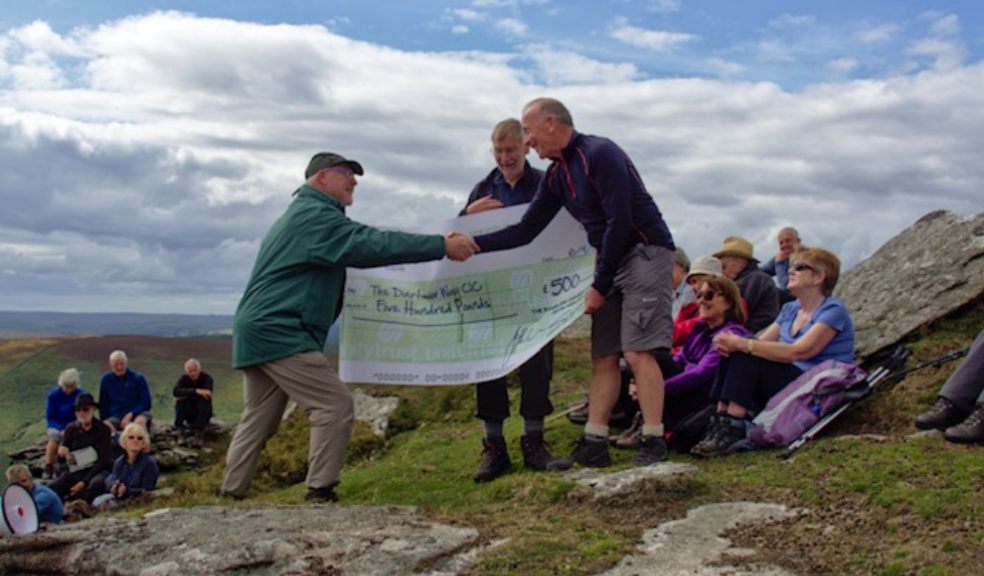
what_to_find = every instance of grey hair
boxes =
[109,350,128,363]
[779,226,800,240]
[185,358,201,370]
[58,367,81,388]
[524,97,574,127]
[5,463,31,482]
[120,422,152,451]
[491,118,523,142]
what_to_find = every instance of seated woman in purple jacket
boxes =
[662,276,752,428]
[92,422,160,511]
[619,276,750,447]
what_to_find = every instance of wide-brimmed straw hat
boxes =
[713,236,758,264]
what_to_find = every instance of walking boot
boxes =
[634,434,669,466]
[943,403,984,444]
[915,397,967,430]
[547,435,611,471]
[520,432,559,470]
[473,436,511,482]
[691,416,746,458]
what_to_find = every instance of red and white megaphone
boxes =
[1,484,39,536]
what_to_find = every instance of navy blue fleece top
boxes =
[474,131,674,294]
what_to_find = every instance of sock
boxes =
[642,423,664,437]
[584,422,609,441]
[483,420,504,439]
[523,418,544,435]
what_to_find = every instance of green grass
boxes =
[4,308,983,575]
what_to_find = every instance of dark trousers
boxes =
[175,396,213,429]
[476,341,554,422]
[709,352,803,413]
[940,328,984,412]
[49,470,109,503]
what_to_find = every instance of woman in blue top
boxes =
[43,368,85,480]
[92,422,160,511]
[692,247,855,457]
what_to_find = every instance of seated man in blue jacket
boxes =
[5,464,64,524]
[99,350,152,434]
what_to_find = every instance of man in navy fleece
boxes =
[99,349,152,434]
[471,97,676,468]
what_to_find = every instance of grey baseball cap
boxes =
[304,152,365,178]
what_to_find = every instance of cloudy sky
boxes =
[1,1,982,315]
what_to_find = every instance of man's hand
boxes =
[584,286,606,314]
[445,232,480,262]
[465,196,505,214]
[58,445,69,458]
[69,481,85,496]
[775,249,789,262]
[196,389,213,400]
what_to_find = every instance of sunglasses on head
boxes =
[791,262,816,273]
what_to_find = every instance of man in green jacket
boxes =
[222,152,478,502]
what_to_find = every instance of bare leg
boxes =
[586,354,621,426]
[624,350,665,426]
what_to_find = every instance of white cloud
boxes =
[768,14,815,29]
[452,25,470,35]
[907,38,965,71]
[930,14,959,37]
[523,43,640,84]
[451,9,485,23]
[1,12,982,314]
[494,17,528,37]
[609,19,696,51]
[757,39,795,63]
[826,57,858,73]
[708,57,744,77]
[855,23,901,43]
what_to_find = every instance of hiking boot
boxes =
[547,435,611,470]
[473,436,511,482]
[520,432,557,471]
[943,403,984,444]
[612,412,643,450]
[305,485,339,503]
[915,397,967,430]
[41,465,55,482]
[689,413,726,455]
[691,416,746,458]
[634,434,668,466]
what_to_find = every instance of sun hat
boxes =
[713,236,758,264]
[685,256,723,281]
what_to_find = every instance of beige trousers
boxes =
[221,351,354,496]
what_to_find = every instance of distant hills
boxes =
[0,311,234,338]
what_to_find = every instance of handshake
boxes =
[444,232,481,262]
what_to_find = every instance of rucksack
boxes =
[748,360,868,448]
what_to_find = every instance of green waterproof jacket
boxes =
[232,185,446,369]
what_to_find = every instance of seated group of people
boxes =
[611,227,856,457]
[8,351,217,525]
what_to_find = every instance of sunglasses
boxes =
[697,290,720,302]
[791,262,816,273]
[126,435,145,441]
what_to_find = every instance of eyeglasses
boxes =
[126,435,145,441]
[697,290,720,302]
[791,262,816,273]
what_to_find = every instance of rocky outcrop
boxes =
[594,502,799,576]
[0,505,479,576]
[565,462,699,500]
[835,210,984,359]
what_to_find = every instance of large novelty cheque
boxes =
[339,205,595,385]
